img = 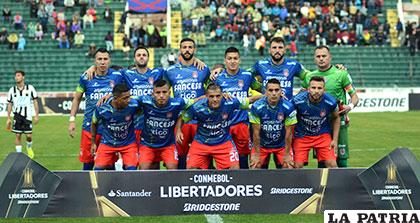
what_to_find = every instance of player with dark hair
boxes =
[91,83,138,170]
[292,76,340,168]
[68,48,123,170]
[249,79,297,169]
[6,70,39,158]
[165,37,211,169]
[302,45,359,168]
[176,83,262,170]
[214,46,261,169]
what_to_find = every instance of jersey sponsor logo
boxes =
[277,113,284,121]
[283,69,289,77]
[238,80,244,88]
[132,78,140,84]
[148,77,154,85]
[320,109,326,117]
[176,73,182,79]
[222,112,228,120]
[92,82,100,87]
[262,114,270,120]
[192,71,198,78]
[265,69,273,74]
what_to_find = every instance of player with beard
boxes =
[165,38,211,169]
[292,76,340,168]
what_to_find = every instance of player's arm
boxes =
[33,97,39,125]
[330,108,341,153]
[68,91,83,138]
[339,80,359,114]
[176,108,194,144]
[249,107,261,168]
[90,109,99,156]
[6,88,13,130]
[209,63,225,81]
[284,110,297,168]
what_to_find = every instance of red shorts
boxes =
[187,140,239,170]
[139,144,178,165]
[293,133,336,163]
[135,130,142,146]
[95,142,138,167]
[79,130,101,163]
[252,147,292,166]
[229,122,251,155]
[176,123,197,156]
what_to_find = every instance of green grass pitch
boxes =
[0,112,419,222]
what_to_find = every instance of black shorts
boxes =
[12,113,32,134]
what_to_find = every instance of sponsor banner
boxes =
[128,0,167,13]
[0,153,62,217]
[358,148,420,210]
[324,210,419,223]
[351,92,409,112]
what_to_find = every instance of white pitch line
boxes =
[352,147,420,152]
[205,214,224,223]
[0,153,79,157]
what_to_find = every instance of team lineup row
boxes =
[6,36,359,170]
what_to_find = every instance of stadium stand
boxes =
[0,0,419,91]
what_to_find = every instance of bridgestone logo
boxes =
[183,203,240,212]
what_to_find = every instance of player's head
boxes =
[314,45,332,70]
[134,46,149,68]
[179,38,196,62]
[153,79,170,107]
[269,37,286,63]
[308,76,326,103]
[112,83,131,110]
[14,70,25,84]
[224,47,240,73]
[205,83,223,109]
[266,78,282,105]
[94,48,111,74]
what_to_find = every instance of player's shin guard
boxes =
[318,161,327,168]
[177,155,187,169]
[337,159,348,168]
[239,155,249,169]
[83,162,94,170]
[125,166,137,170]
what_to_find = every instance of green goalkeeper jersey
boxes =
[302,66,356,104]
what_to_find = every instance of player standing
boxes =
[6,70,39,158]
[214,47,261,169]
[292,76,340,168]
[249,79,297,169]
[68,48,123,170]
[165,38,211,169]
[302,46,359,167]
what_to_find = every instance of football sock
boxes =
[239,155,249,169]
[16,145,22,153]
[83,162,94,170]
[177,155,187,169]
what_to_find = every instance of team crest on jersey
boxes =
[125,115,131,121]
[320,109,326,117]
[323,76,328,83]
[277,113,284,121]
[238,80,244,88]
[222,112,228,120]
[110,80,115,88]
[283,69,289,77]
[148,77,154,85]
[192,71,198,78]
[166,112,173,118]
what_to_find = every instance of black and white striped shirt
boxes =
[7,84,38,121]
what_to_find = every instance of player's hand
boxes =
[6,118,12,131]
[193,58,205,70]
[338,104,352,115]
[222,93,234,100]
[91,143,97,157]
[176,131,184,144]
[96,94,111,106]
[249,151,261,169]
[210,67,223,81]
[33,116,39,125]
[68,122,76,138]
[330,140,338,155]
[283,154,295,169]
[280,91,288,100]
[335,64,347,71]
[85,65,96,80]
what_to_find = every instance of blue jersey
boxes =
[251,58,305,100]
[250,97,297,148]
[92,98,139,147]
[76,69,123,131]
[292,91,338,138]
[164,63,210,99]
[183,98,248,145]
[137,96,187,148]
[215,68,257,125]
[122,68,164,130]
